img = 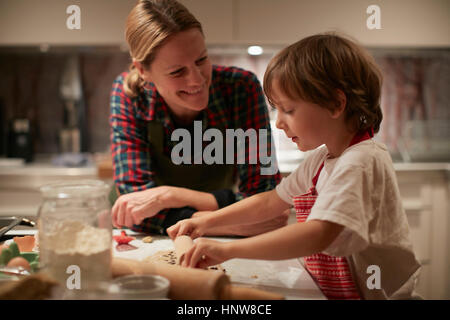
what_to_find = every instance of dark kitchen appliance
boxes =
[7,118,33,162]
[59,55,86,153]
[0,98,5,156]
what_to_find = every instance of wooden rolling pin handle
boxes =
[111,256,148,276]
[112,257,229,300]
[111,258,285,300]
[174,235,194,265]
[220,284,284,300]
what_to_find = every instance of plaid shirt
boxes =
[110,65,281,233]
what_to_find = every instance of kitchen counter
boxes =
[279,160,450,175]
[0,155,98,190]
[0,154,111,216]
[113,230,325,300]
[392,162,450,172]
[1,156,448,185]
[3,228,325,300]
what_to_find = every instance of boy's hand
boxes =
[167,216,209,240]
[181,238,230,269]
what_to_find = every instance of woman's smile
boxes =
[179,85,207,97]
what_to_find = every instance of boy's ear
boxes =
[329,89,347,119]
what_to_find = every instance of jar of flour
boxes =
[37,180,112,292]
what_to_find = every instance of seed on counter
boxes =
[142,236,153,243]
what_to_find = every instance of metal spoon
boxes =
[0,266,31,276]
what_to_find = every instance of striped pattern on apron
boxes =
[292,130,373,299]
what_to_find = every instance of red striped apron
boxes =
[293,130,372,300]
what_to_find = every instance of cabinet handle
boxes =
[403,200,431,211]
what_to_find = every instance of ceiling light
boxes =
[247,46,263,56]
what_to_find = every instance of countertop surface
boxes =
[113,230,325,300]
[1,159,449,176]
[277,158,450,174]
[0,155,97,176]
[3,228,325,300]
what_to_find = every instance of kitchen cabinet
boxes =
[0,0,448,47]
[235,0,450,47]
[0,0,233,46]
[178,0,234,44]
[0,0,135,46]
[395,164,449,300]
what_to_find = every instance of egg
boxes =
[6,256,31,271]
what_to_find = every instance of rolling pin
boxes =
[112,257,283,300]
[112,257,229,300]
[172,235,284,299]
[174,235,193,265]
[112,235,284,300]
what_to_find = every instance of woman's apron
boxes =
[293,130,372,300]
[147,121,236,191]
[109,121,236,205]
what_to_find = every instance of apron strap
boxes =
[311,128,373,188]
[349,127,373,147]
[312,162,325,187]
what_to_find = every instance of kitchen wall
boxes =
[1,0,449,159]
[374,49,450,161]
[0,48,130,154]
[0,47,449,162]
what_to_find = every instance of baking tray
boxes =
[0,217,35,242]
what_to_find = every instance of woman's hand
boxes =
[166,215,210,240]
[181,238,230,269]
[112,186,184,228]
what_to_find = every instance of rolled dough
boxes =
[144,250,225,273]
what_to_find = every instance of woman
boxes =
[109,0,284,235]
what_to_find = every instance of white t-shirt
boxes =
[276,140,421,299]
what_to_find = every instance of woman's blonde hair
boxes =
[264,33,383,133]
[124,0,203,97]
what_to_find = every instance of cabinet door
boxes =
[180,0,234,45]
[235,0,450,47]
[402,185,432,265]
[398,173,433,299]
[0,0,233,46]
[397,170,450,299]
[0,0,135,45]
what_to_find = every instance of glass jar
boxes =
[37,180,112,291]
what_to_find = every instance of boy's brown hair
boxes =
[264,33,383,133]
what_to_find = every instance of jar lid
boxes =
[39,180,110,199]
